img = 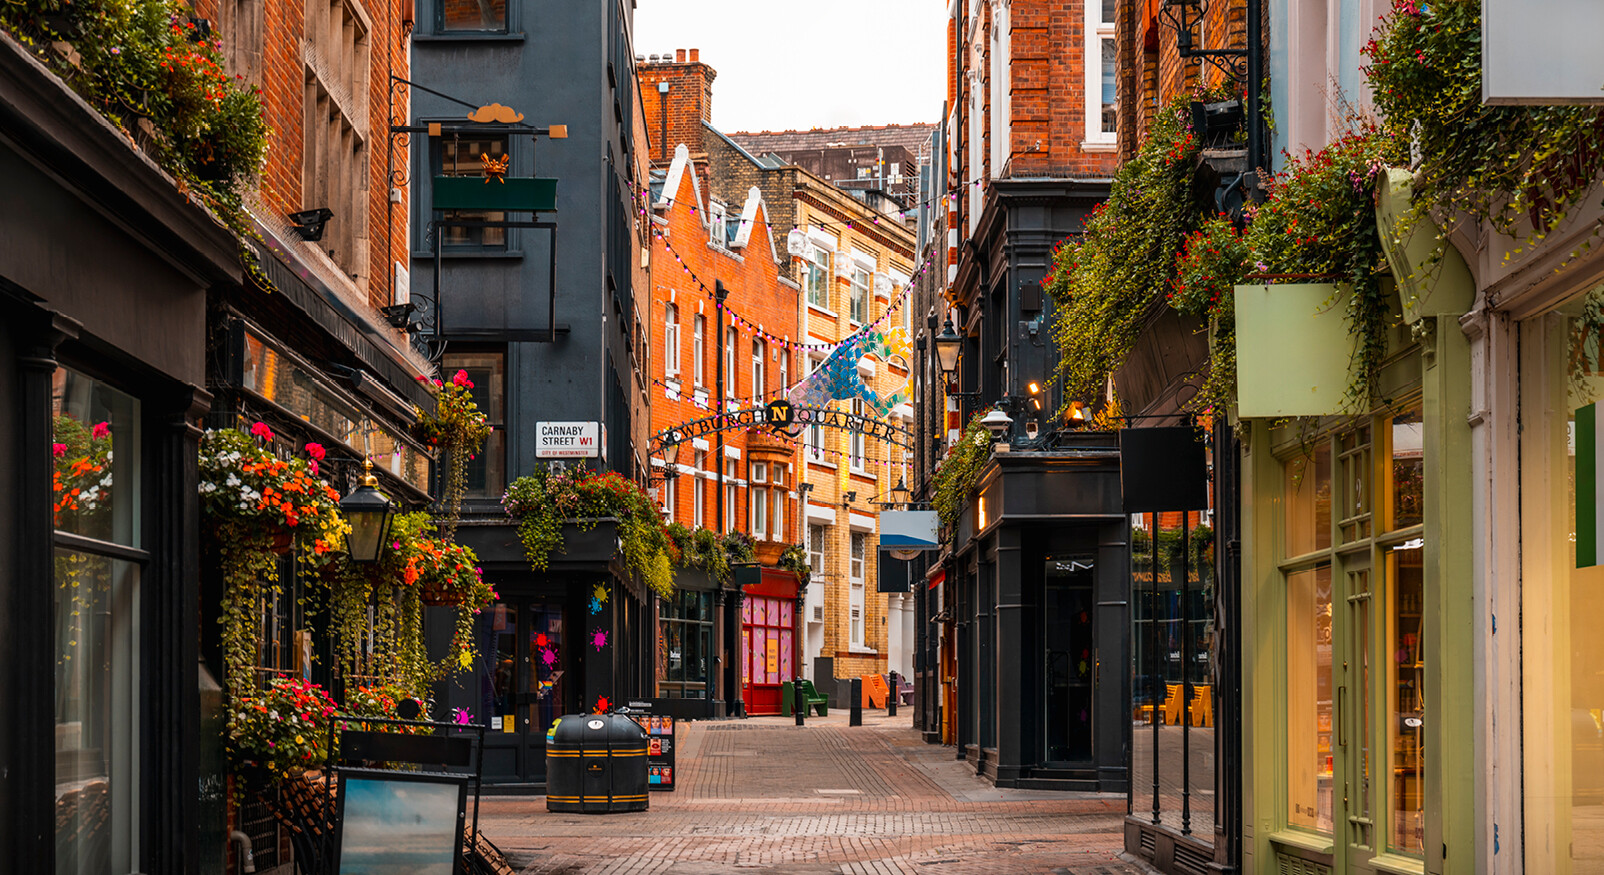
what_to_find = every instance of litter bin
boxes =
[546,713,649,812]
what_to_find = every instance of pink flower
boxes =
[452,369,474,389]
[250,421,275,442]
[304,443,326,461]
[52,443,67,458]
[91,421,110,439]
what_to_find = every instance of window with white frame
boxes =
[752,339,765,399]
[709,201,727,247]
[850,532,867,645]
[989,0,1011,171]
[662,470,676,517]
[808,523,826,571]
[693,450,706,527]
[1084,0,1117,144]
[850,399,867,470]
[693,314,706,387]
[805,243,832,309]
[779,346,789,392]
[849,264,871,324]
[725,328,737,399]
[664,303,680,376]
[772,474,785,541]
[750,461,769,538]
[725,459,738,532]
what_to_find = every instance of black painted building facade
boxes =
[408,0,653,789]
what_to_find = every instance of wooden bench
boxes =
[782,680,829,716]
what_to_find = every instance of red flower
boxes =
[91,421,110,439]
[250,421,275,442]
[452,369,474,389]
[52,443,67,458]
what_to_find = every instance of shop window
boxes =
[1388,542,1425,853]
[1286,563,1334,834]
[1389,407,1424,529]
[743,595,794,688]
[441,351,506,497]
[439,0,507,32]
[52,369,142,874]
[1337,426,1373,543]
[436,136,508,249]
[1284,443,1332,556]
[659,591,712,698]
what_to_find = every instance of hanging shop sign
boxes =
[431,176,558,212]
[653,404,912,450]
[536,421,600,458]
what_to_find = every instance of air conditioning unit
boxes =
[812,605,824,622]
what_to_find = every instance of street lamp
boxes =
[889,477,910,508]
[979,406,1014,440]
[933,318,963,380]
[339,459,395,564]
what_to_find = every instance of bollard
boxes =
[796,674,806,726]
[887,671,897,718]
[849,678,863,726]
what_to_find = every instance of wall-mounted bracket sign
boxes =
[537,421,600,458]
[432,176,558,212]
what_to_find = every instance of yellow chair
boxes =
[1164,683,1184,726]
[1191,685,1213,727]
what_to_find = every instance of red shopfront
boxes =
[740,569,802,715]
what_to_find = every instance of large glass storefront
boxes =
[52,369,142,875]
[1274,403,1426,863]
[1522,283,1604,871]
[658,590,712,698]
[1131,508,1216,837]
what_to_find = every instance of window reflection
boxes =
[52,370,139,547]
[1388,544,1425,853]
[1284,444,1332,556]
[1288,564,1334,833]
[1391,408,1424,529]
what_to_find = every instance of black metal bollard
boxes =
[849,678,863,726]
[887,671,897,717]
[795,675,805,726]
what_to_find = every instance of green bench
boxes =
[781,679,829,717]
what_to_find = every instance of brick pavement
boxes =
[479,712,1155,875]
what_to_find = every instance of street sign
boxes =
[763,399,794,427]
[536,422,600,458]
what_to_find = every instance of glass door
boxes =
[1044,555,1096,764]
[474,598,571,784]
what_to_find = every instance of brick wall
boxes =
[204,0,412,319]
[638,49,716,166]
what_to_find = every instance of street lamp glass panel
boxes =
[340,482,394,563]
[934,320,963,377]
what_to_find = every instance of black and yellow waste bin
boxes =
[546,713,649,812]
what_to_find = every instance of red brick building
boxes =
[648,141,804,717]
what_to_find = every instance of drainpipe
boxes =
[230,830,256,873]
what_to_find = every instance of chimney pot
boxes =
[689,48,699,62]
[676,49,686,62]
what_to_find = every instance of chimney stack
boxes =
[689,48,699,62]
[676,49,686,62]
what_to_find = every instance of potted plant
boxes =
[199,425,342,697]
[226,677,338,787]
[413,369,492,540]
[503,465,676,598]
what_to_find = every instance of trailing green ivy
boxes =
[666,524,756,585]
[933,415,991,536]
[503,465,677,598]
[1045,94,1214,402]
[1365,0,1604,255]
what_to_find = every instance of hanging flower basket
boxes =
[418,578,465,608]
[268,529,294,555]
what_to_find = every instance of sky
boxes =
[632,0,948,134]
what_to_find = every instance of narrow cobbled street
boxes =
[481,713,1146,875]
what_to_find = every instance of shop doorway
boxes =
[741,595,794,715]
[474,598,573,785]
[1044,555,1096,764]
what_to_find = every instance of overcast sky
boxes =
[632,0,947,133]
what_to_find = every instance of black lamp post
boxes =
[340,459,395,564]
[933,318,963,380]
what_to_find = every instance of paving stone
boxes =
[481,714,1155,874]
